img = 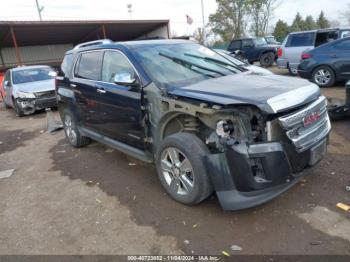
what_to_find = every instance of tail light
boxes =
[277,48,283,58]
[301,53,312,60]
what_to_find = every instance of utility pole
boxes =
[127,4,133,20]
[201,0,207,46]
[35,0,44,21]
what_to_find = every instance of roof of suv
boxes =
[67,39,192,54]
[289,27,350,35]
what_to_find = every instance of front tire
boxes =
[156,133,213,205]
[312,66,335,87]
[260,52,275,67]
[63,110,90,148]
[14,99,25,117]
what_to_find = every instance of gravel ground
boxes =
[0,68,349,255]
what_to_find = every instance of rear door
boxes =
[241,39,256,61]
[94,50,144,149]
[330,39,350,80]
[71,50,104,131]
[284,32,315,67]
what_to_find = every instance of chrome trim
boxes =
[267,84,320,113]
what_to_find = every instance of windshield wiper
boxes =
[159,52,226,77]
[184,53,245,72]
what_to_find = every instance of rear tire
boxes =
[260,52,275,67]
[156,133,213,205]
[288,65,298,76]
[63,110,90,148]
[312,66,335,87]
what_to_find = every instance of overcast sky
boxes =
[0,0,349,35]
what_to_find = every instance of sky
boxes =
[0,0,349,36]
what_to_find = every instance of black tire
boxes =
[156,133,213,205]
[63,109,90,148]
[312,66,335,87]
[13,99,25,117]
[288,65,298,76]
[260,52,275,67]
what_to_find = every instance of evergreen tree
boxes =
[289,12,305,32]
[317,11,330,29]
[273,19,289,42]
[304,15,317,30]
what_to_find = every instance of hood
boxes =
[13,79,55,93]
[245,65,273,75]
[167,72,320,114]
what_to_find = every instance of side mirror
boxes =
[114,72,137,86]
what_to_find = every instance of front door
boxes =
[71,50,104,131]
[331,39,350,80]
[94,50,144,149]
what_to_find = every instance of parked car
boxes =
[277,27,350,75]
[56,39,331,210]
[227,37,278,67]
[214,49,273,75]
[2,65,57,116]
[298,37,350,87]
[265,36,281,45]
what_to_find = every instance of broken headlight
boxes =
[216,120,234,138]
[16,91,35,99]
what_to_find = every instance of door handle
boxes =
[70,83,77,88]
[96,88,106,94]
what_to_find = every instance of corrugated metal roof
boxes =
[0,20,170,47]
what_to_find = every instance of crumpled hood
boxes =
[13,79,55,93]
[167,72,320,114]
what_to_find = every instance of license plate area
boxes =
[309,139,327,166]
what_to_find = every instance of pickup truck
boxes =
[227,37,278,67]
[56,39,331,210]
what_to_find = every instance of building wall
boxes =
[137,24,169,39]
[0,44,73,69]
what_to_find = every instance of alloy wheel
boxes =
[160,147,194,196]
[315,69,331,86]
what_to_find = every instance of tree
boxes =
[304,15,317,30]
[247,0,281,37]
[209,0,249,42]
[341,4,350,25]
[193,27,212,45]
[317,11,330,29]
[273,19,289,42]
[289,12,304,32]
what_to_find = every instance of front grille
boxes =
[35,90,56,99]
[278,96,331,152]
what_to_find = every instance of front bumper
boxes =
[206,138,328,211]
[18,96,57,115]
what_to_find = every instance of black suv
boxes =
[227,37,278,67]
[56,39,331,210]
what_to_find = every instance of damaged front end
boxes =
[203,96,331,210]
[16,90,57,115]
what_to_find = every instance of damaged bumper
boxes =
[206,139,328,211]
[17,97,57,115]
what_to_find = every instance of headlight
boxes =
[16,91,35,99]
[216,120,234,138]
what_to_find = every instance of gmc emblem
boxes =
[303,111,321,127]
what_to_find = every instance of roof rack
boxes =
[74,39,113,50]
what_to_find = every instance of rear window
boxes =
[286,33,315,47]
[229,40,241,50]
[75,51,103,80]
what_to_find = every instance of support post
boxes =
[102,24,107,39]
[10,26,22,66]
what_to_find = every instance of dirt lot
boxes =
[0,68,350,255]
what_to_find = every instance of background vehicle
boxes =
[227,37,278,67]
[2,65,57,116]
[277,27,350,75]
[265,36,281,45]
[298,37,350,87]
[214,49,273,75]
[57,39,330,210]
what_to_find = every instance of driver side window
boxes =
[102,50,136,84]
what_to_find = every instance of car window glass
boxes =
[287,33,314,47]
[61,54,73,76]
[332,40,350,50]
[75,51,103,80]
[101,51,136,83]
[341,31,350,38]
[229,40,241,50]
[242,39,254,47]
[12,67,54,84]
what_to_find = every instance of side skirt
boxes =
[80,127,154,164]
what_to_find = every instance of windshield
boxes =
[265,36,275,44]
[134,43,245,87]
[253,37,268,46]
[12,67,54,84]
